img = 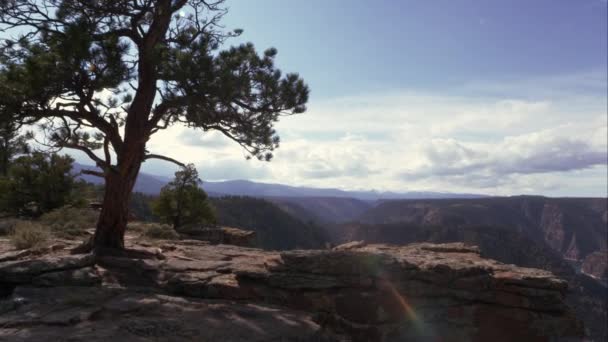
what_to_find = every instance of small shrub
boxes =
[126,221,149,234]
[40,206,98,238]
[9,221,51,250]
[140,223,179,240]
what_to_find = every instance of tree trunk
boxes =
[93,150,144,251]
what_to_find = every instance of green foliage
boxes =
[39,206,98,238]
[152,164,216,229]
[0,1,309,248]
[8,221,51,250]
[211,196,329,250]
[0,120,29,176]
[0,1,309,162]
[0,152,82,217]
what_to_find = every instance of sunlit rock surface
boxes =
[0,237,583,341]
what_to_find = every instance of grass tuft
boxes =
[8,221,51,250]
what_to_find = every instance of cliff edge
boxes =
[0,238,583,341]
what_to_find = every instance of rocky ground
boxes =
[0,232,584,341]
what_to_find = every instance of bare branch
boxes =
[60,141,109,169]
[79,169,105,178]
[143,153,185,167]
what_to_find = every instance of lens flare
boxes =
[377,277,440,340]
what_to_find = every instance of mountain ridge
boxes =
[72,163,489,200]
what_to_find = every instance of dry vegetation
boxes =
[7,221,51,250]
[40,206,98,238]
[128,222,179,240]
[0,210,184,251]
[0,206,98,250]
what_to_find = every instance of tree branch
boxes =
[79,169,105,178]
[143,153,185,167]
[60,141,109,169]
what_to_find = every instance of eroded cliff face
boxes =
[0,238,583,342]
[582,251,608,285]
[357,197,608,262]
[324,223,608,340]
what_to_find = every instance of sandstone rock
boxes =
[177,225,256,247]
[0,249,30,263]
[31,267,101,287]
[0,254,95,283]
[0,240,584,341]
[0,286,340,342]
[581,250,607,284]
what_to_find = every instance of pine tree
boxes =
[0,1,308,251]
[0,152,79,216]
[153,164,216,229]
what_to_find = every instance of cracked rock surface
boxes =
[0,237,583,341]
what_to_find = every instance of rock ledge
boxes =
[0,240,583,341]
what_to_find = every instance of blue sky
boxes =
[221,0,607,100]
[77,1,608,196]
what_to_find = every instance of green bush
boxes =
[8,221,51,250]
[0,153,81,217]
[39,206,99,238]
[152,164,216,229]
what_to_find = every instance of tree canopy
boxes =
[0,120,29,176]
[0,0,309,249]
[0,0,308,164]
[0,152,82,217]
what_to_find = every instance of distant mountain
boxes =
[201,179,486,200]
[73,163,168,194]
[73,164,487,200]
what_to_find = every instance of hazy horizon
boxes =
[67,0,607,197]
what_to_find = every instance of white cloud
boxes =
[402,128,606,179]
[197,158,271,181]
[177,130,231,148]
[63,71,606,196]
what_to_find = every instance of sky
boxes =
[94,1,607,196]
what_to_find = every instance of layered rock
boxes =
[0,287,333,342]
[176,225,256,247]
[0,239,583,341]
[356,197,608,261]
[582,251,608,284]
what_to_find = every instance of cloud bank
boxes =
[134,71,608,196]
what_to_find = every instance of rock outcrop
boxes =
[356,197,608,262]
[176,225,256,247]
[582,251,608,285]
[0,239,583,341]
